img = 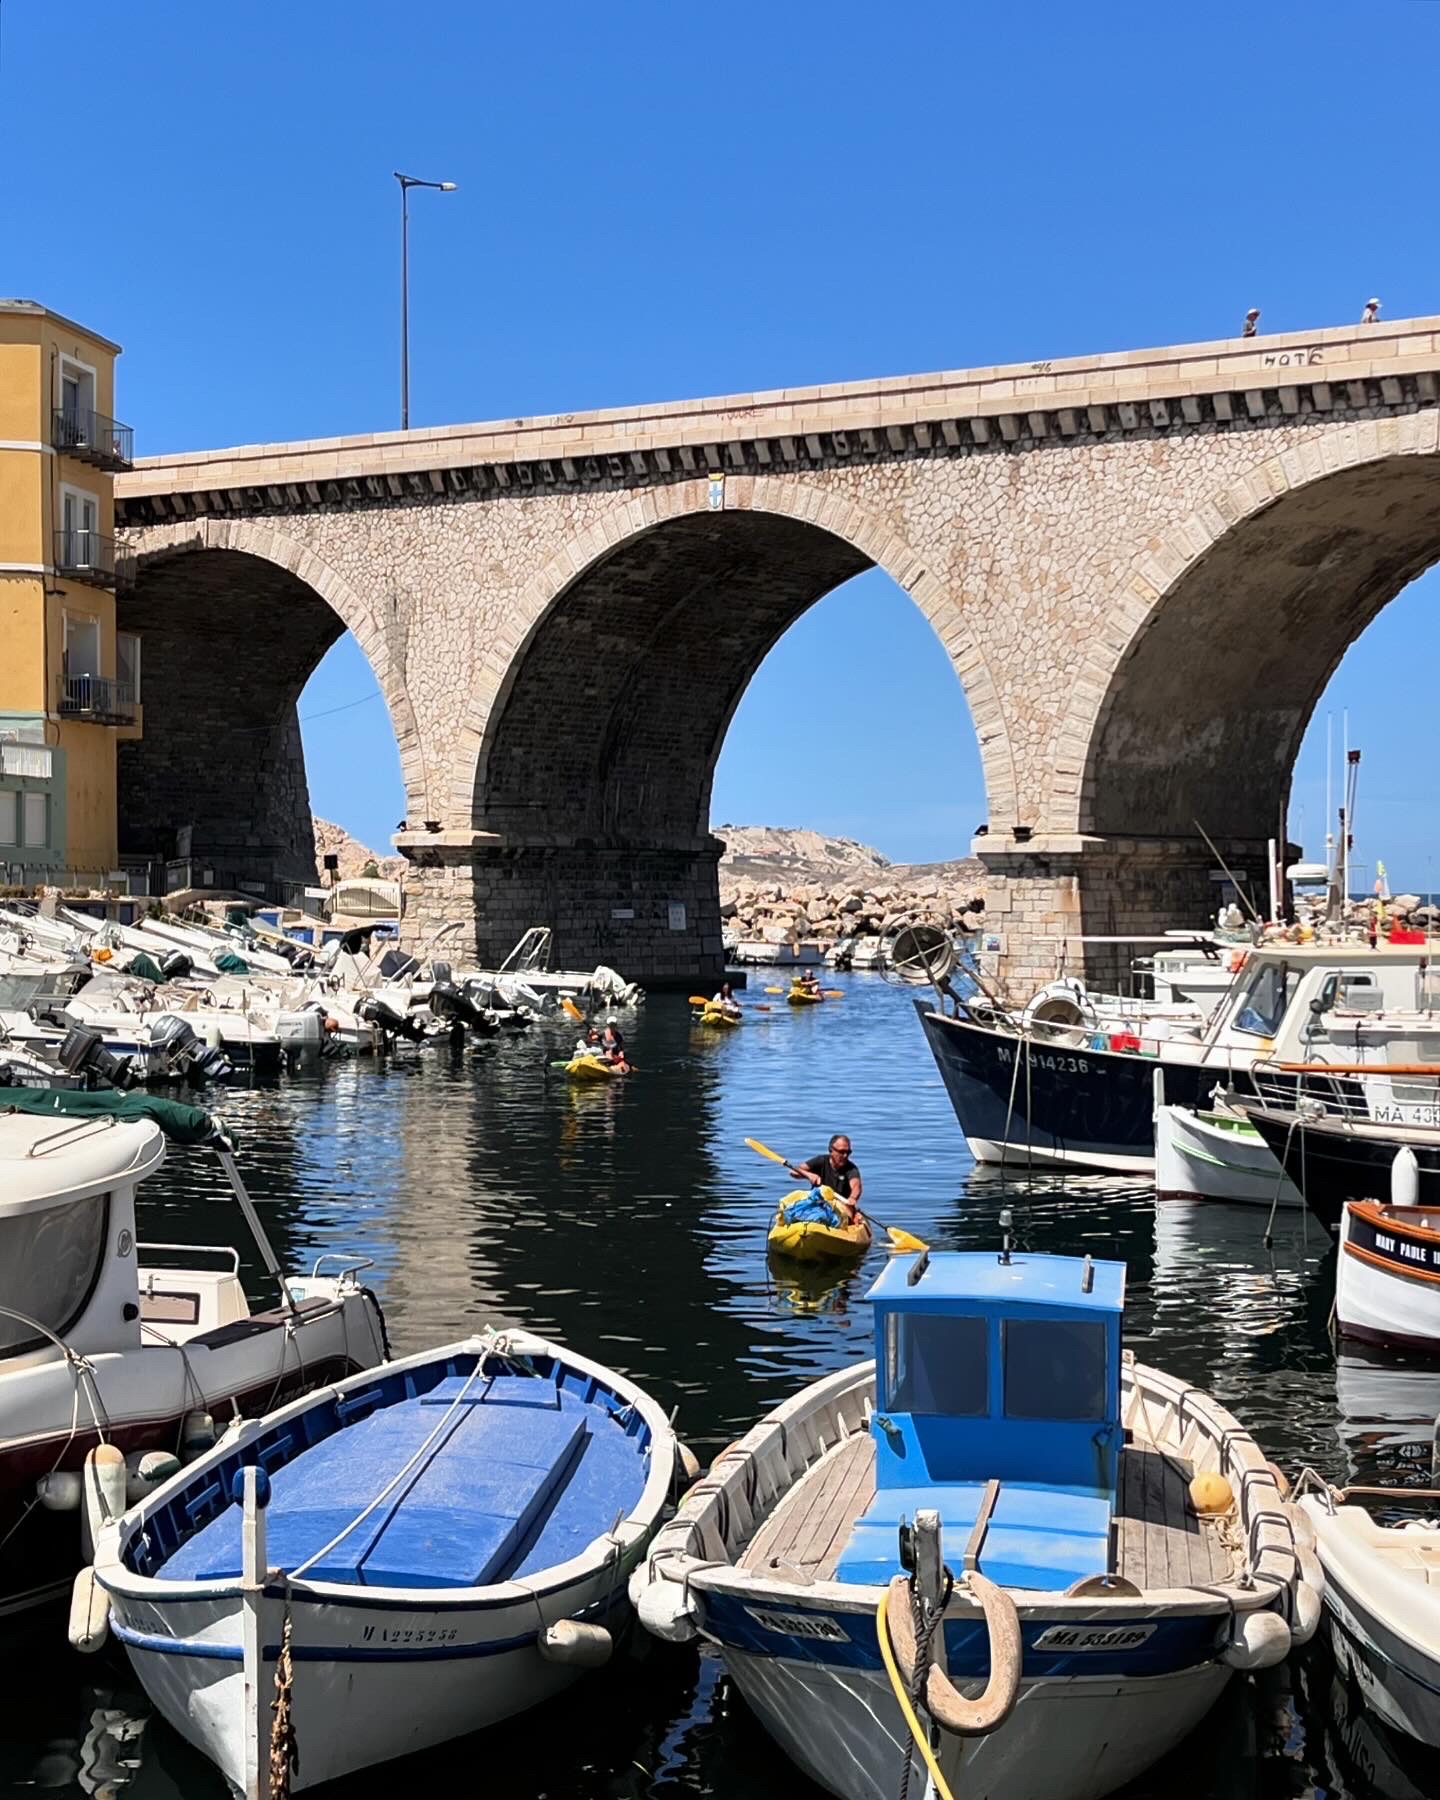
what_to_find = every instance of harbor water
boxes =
[8,974,1440,1799]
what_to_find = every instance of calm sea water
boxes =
[7,975,1440,1799]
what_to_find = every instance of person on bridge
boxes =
[710,981,742,1018]
[787,1135,863,1224]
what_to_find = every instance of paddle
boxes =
[742,1137,928,1253]
[561,996,585,1023]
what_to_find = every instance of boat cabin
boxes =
[833,1250,1125,1590]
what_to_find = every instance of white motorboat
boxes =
[1154,1097,1304,1208]
[0,1088,387,1619]
[95,1327,680,1795]
[1298,1478,1440,1748]
[633,1244,1319,1800]
[1335,1189,1440,1352]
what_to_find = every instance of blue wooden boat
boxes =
[634,1241,1322,1800]
[94,1329,678,1795]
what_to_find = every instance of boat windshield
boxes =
[1233,962,1292,1037]
[0,1196,108,1358]
[885,1313,987,1415]
[1002,1318,1107,1421]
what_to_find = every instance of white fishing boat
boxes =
[1335,1173,1440,1352]
[0,1088,387,1619]
[1154,1096,1304,1208]
[633,1241,1319,1800]
[94,1327,680,1795]
[1297,1475,1440,1749]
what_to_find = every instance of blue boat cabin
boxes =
[834,1251,1126,1591]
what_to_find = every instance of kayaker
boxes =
[575,1026,604,1061]
[788,1135,862,1223]
[600,1021,631,1072]
[796,970,822,997]
[710,981,742,1018]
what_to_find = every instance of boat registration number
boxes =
[746,1606,850,1643]
[1034,1623,1156,1652]
[360,1624,461,1645]
[994,1046,1092,1074]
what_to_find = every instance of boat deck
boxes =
[740,1435,1233,1590]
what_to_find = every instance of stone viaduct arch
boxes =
[116,317,1440,988]
[117,519,423,893]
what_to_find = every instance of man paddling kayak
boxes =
[788,1134,863,1223]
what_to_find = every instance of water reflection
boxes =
[10,975,1424,1797]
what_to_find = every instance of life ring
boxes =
[883,1573,1021,1736]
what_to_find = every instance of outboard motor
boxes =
[159,950,193,982]
[148,1014,234,1087]
[56,1022,136,1091]
[358,995,427,1043]
[428,980,497,1036]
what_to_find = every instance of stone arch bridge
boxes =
[116,316,1440,991]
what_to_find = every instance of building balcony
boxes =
[53,527,128,589]
[53,406,134,470]
[57,673,137,725]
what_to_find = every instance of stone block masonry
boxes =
[114,318,1440,991]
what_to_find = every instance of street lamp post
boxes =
[395,171,457,431]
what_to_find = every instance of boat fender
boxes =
[884,1573,1021,1736]
[81,1445,127,1561]
[67,1565,110,1654]
[539,1619,613,1668]
[1189,1472,1234,1515]
[1282,1499,1316,1552]
[1221,1607,1290,1671]
[1264,1461,1292,1500]
[676,1442,701,1485]
[36,1470,83,1512]
[1292,1549,1324,1643]
[181,1409,217,1460]
[126,1448,183,1504]
[635,1577,699,1644]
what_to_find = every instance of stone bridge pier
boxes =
[116,317,1440,992]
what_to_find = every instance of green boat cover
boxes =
[214,949,250,975]
[124,952,165,983]
[0,1087,222,1145]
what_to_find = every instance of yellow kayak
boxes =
[767,1192,872,1263]
[565,1055,620,1082]
[695,1007,742,1028]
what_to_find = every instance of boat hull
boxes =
[1338,1203,1440,1351]
[1242,1111,1440,1237]
[915,1003,1248,1174]
[722,1639,1229,1800]
[767,1215,872,1264]
[1154,1106,1302,1208]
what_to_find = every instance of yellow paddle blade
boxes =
[561,996,584,1022]
[688,995,710,1007]
[884,1225,929,1254]
[822,989,845,998]
[744,1136,787,1166]
[764,986,785,995]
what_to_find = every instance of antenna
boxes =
[998,1207,1013,1266]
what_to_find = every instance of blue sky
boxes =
[5,1,1439,879]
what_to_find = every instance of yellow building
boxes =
[0,299,139,882]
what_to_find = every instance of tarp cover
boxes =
[214,950,250,975]
[124,952,164,983]
[0,1087,221,1145]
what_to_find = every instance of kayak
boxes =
[695,1007,742,1028]
[565,1054,621,1081]
[767,1192,872,1264]
[787,988,825,1006]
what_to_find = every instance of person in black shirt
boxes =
[788,1134,863,1223]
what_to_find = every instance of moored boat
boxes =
[1154,1099,1304,1209]
[1336,1195,1440,1351]
[633,1243,1318,1800]
[95,1328,679,1794]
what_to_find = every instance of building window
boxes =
[0,791,15,846]
[58,358,96,432]
[59,486,101,571]
[22,791,48,848]
[117,631,141,703]
[64,611,101,680]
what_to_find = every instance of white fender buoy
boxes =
[1393,1145,1420,1209]
[635,1578,699,1644]
[125,1448,182,1504]
[538,1619,613,1668]
[81,1446,127,1562]
[180,1410,216,1460]
[1282,1500,1316,1551]
[68,1565,110,1653]
[1221,1607,1290,1671]
[1292,1548,1325,1643]
[676,1442,701,1484]
[36,1470,83,1512]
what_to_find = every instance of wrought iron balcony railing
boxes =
[53,407,134,469]
[54,527,120,588]
[56,673,138,724]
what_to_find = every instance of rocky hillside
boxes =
[715,824,984,948]
[312,818,405,883]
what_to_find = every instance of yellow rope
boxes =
[876,1586,958,1800]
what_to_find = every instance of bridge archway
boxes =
[118,520,422,894]
[424,480,1008,980]
[1048,425,1440,961]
